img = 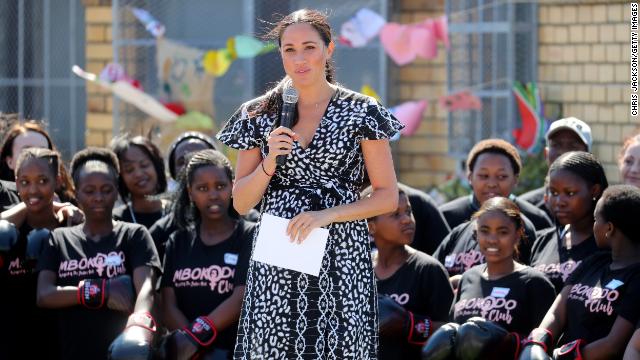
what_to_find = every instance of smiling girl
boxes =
[0,148,67,360]
[110,135,169,229]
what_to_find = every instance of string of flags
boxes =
[75,6,542,153]
[361,85,483,139]
[131,7,275,78]
[339,8,449,65]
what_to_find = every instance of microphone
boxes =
[276,85,299,166]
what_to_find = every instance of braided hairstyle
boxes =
[473,196,527,257]
[173,149,237,230]
[70,147,120,189]
[248,9,337,121]
[598,185,640,243]
[548,151,608,206]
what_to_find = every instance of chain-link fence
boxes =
[446,0,538,159]
[111,0,389,152]
[0,0,86,160]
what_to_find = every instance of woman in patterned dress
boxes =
[216,9,403,360]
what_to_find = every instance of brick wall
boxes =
[538,1,636,183]
[83,0,113,147]
[390,0,454,189]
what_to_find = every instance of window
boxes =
[446,1,537,158]
[0,0,86,159]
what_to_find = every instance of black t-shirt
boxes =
[530,227,599,293]
[0,180,19,211]
[0,222,59,360]
[401,184,451,255]
[563,252,640,345]
[439,194,553,232]
[149,211,261,261]
[433,217,537,276]
[160,219,254,353]
[519,186,552,219]
[452,264,556,336]
[37,222,161,360]
[377,250,454,360]
[149,213,176,261]
[112,204,167,230]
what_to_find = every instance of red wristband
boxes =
[183,316,217,347]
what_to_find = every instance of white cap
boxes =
[545,117,592,151]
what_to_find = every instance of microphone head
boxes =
[282,85,299,104]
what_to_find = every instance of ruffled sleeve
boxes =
[216,102,264,150]
[360,100,404,140]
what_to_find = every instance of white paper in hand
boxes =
[252,213,329,277]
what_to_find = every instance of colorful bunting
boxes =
[390,100,428,136]
[203,48,234,77]
[131,7,165,38]
[438,91,482,112]
[339,8,386,47]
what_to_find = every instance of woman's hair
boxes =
[473,196,527,251]
[15,147,61,180]
[548,151,609,204]
[167,131,218,179]
[70,147,120,188]
[110,135,167,200]
[173,149,236,230]
[619,131,640,163]
[249,9,336,119]
[599,185,640,242]
[466,139,522,176]
[0,121,54,181]
[0,121,76,203]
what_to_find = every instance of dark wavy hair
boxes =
[15,147,60,179]
[248,9,337,121]
[598,185,640,242]
[173,149,237,230]
[110,135,167,200]
[167,131,218,179]
[70,147,120,188]
[0,121,75,203]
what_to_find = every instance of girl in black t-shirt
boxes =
[451,197,555,334]
[530,151,609,293]
[159,149,252,359]
[0,148,69,360]
[366,186,454,360]
[110,135,169,229]
[424,197,555,360]
[36,147,161,360]
[435,139,551,288]
[520,185,640,359]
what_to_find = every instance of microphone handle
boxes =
[276,103,295,166]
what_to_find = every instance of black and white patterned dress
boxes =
[217,87,403,359]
